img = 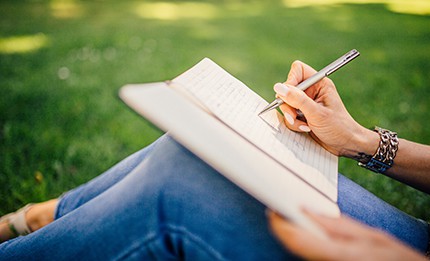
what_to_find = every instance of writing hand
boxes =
[274,60,379,158]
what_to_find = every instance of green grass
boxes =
[1,1,430,220]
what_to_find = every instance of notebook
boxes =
[119,58,339,238]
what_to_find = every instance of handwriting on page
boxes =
[173,58,338,198]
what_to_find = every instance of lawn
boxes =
[1,0,430,221]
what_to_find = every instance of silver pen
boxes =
[258,49,360,116]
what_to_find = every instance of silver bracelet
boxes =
[358,127,399,174]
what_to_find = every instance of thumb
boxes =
[274,83,319,116]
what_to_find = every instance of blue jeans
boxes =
[0,135,428,260]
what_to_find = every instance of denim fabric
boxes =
[0,135,427,260]
[54,136,160,220]
[338,174,429,252]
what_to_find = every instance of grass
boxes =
[1,0,430,220]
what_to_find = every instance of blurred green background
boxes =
[1,0,430,220]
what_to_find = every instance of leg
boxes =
[0,136,296,260]
[338,174,429,253]
[0,135,160,242]
[1,136,426,259]
[55,136,161,218]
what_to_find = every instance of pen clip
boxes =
[326,49,360,76]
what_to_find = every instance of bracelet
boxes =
[358,127,399,174]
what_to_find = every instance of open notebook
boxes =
[119,58,339,237]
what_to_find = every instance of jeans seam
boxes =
[116,225,227,261]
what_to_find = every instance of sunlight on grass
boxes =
[50,0,84,19]
[0,33,50,54]
[283,0,430,15]
[135,2,218,20]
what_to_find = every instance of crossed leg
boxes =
[0,135,427,260]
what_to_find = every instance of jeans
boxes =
[0,135,428,260]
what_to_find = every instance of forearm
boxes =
[386,139,430,193]
[345,128,430,194]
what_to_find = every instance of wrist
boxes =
[340,126,380,159]
[358,127,399,173]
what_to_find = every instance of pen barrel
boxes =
[296,70,327,91]
[259,49,359,115]
[295,49,359,91]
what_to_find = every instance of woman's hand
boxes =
[267,210,426,261]
[274,60,379,158]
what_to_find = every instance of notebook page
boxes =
[173,58,338,200]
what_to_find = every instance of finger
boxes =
[274,83,320,124]
[285,60,318,87]
[267,211,343,260]
[278,103,296,125]
[278,103,310,132]
[304,210,376,239]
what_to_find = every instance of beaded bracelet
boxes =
[358,127,399,174]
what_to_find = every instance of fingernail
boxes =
[285,113,294,125]
[274,83,289,97]
[299,125,311,132]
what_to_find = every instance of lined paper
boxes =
[173,58,338,200]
